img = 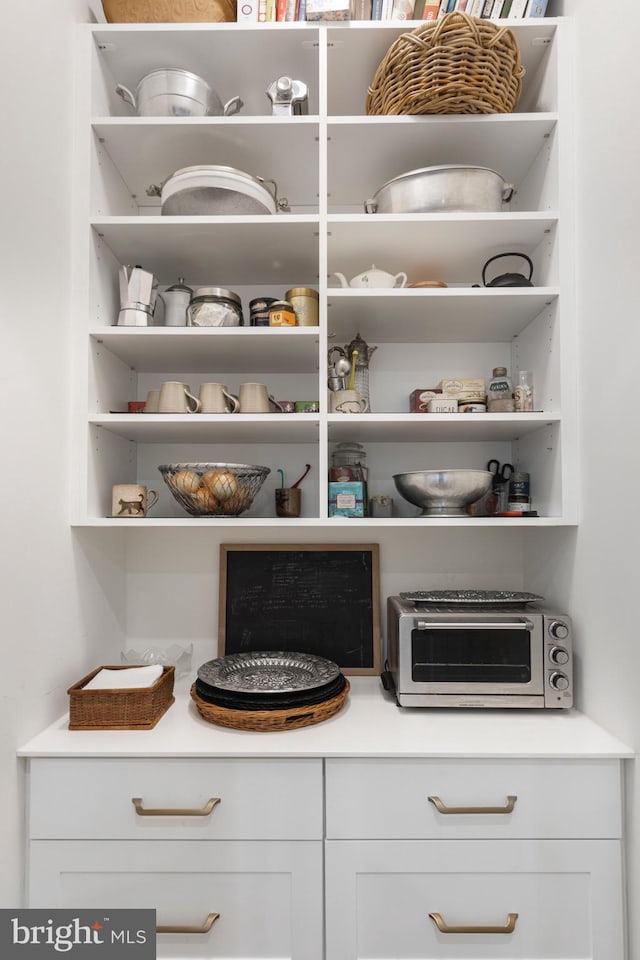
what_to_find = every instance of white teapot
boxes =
[333,265,408,289]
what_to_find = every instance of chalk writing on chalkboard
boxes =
[219,544,381,676]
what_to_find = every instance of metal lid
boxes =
[166,277,192,294]
[285,287,319,300]
[269,300,294,310]
[191,286,242,306]
[492,366,508,376]
[376,165,503,192]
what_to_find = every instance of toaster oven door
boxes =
[404,617,544,696]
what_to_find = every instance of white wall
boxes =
[0,0,124,906]
[525,1,640,956]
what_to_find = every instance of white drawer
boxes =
[325,758,622,839]
[325,839,624,960]
[29,839,322,960]
[29,757,322,839]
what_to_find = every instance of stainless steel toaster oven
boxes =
[385,594,573,708]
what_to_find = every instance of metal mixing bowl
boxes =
[393,469,493,517]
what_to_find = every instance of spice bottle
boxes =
[487,366,514,413]
[514,370,534,412]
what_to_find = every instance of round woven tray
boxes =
[190,679,350,732]
[366,12,525,117]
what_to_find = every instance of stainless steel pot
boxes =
[115,68,243,117]
[146,165,288,216]
[365,165,514,214]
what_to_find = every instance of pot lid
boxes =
[191,286,242,305]
[375,164,503,190]
[138,67,211,88]
[161,165,276,214]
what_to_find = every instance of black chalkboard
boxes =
[219,544,381,675]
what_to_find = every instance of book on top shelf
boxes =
[508,0,528,15]
[526,0,548,15]
[419,1,441,18]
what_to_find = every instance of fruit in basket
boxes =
[193,486,220,514]
[219,486,253,515]
[202,468,238,502]
[172,468,202,494]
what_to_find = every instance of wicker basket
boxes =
[190,679,350,731]
[366,12,525,117]
[68,665,175,730]
[102,0,236,22]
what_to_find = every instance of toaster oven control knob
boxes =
[549,646,569,665]
[549,619,570,641]
[549,671,570,691]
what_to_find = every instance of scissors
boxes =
[487,459,514,488]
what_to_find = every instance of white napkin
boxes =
[83,665,163,690]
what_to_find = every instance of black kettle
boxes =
[478,252,534,288]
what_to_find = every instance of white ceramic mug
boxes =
[330,389,368,414]
[198,382,239,413]
[111,484,159,518]
[238,382,284,413]
[158,381,201,413]
[144,389,160,413]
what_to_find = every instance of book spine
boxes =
[500,0,512,13]
[490,0,504,16]
[480,0,494,16]
[525,0,548,15]
[351,0,372,16]
[437,0,449,16]
[469,0,484,15]
[297,0,307,18]
[421,1,441,18]
[276,0,287,19]
[371,0,384,17]
[508,0,528,16]
[455,0,470,10]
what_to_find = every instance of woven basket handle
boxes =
[432,11,482,47]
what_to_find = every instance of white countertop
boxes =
[17,678,633,760]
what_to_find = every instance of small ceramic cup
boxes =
[111,484,159,518]
[275,487,301,518]
[158,381,201,413]
[198,382,239,413]
[238,382,284,413]
[330,389,368,414]
[144,389,160,413]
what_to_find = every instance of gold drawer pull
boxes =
[428,795,517,815]
[429,912,518,935]
[157,912,219,934]
[132,797,220,817]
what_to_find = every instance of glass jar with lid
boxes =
[187,287,244,327]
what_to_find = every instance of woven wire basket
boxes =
[366,12,525,117]
[159,462,270,517]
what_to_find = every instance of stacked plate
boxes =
[191,652,349,731]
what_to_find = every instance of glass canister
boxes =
[269,300,297,326]
[330,441,368,482]
[187,287,244,327]
[285,287,319,326]
[343,333,377,411]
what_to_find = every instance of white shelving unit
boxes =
[74,18,576,527]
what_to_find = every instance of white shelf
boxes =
[91,413,320,444]
[327,288,558,343]
[327,413,559,444]
[77,20,574,528]
[92,217,320,284]
[91,327,320,373]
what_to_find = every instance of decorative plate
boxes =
[197,651,341,695]
[400,589,544,606]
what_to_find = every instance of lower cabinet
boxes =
[324,839,624,960]
[28,840,323,959]
[24,755,627,959]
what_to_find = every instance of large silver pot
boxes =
[365,165,513,214]
[115,68,243,117]
[146,165,288,216]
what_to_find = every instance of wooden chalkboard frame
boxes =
[219,543,381,676]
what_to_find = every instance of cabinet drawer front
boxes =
[29,757,322,839]
[29,839,322,960]
[325,839,624,960]
[325,758,622,839]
